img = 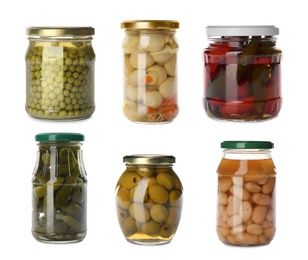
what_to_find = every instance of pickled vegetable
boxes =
[216,158,276,246]
[25,40,95,120]
[121,21,179,123]
[115,166,183,245]
[203,35,282,121]
[32,143,87,243]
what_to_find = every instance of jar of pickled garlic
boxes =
[25,27,95,120]
[115,154,183,245]
[32,133,87,243]
[203,26,282,121]
[216,141,276,246]
[121,20,179,123]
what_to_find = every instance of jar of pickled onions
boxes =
[216,141,276,246]
[121,20,180,123]
[203,26,282,121]
[115,154,183,245]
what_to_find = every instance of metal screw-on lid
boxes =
[206,26,279,36]
[35,133,85,142]
[121,20,179,30]
[27,27,95,36]
[123,154,175,165]
[221,141,274,149]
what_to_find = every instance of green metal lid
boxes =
[221,141,274,149]
[123,154,175,165]
[35,133,84,142]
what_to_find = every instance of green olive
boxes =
[169,189,183,207]
[116,187,131,209]
[129,202,150,223]
[159,224,174,238]
[117,207,128,224]
[120,172,141,189]
[165,207,181,226]
[156,173,175,190]
[129,186,148,202]
[141,220,161,236]
[150,204,168,223]
[25,42,95,120]
[122,216,138,237]
[148,184,169,204]
[137,167,154,177]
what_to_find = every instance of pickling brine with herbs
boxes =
[203,26,282,121]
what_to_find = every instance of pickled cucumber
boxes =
[32,142,87,243]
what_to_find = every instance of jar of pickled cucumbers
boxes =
[32,133,87,243]
[121,20,180,123]
[25,27,95,120]
[203,26,282,121]
[216,141,276,246]
[115,154,183,245]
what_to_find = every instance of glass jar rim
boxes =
[123,154,175,165]
[221,141,274,149]
[121,20,179,30]
[35,133,85,142]
[27,26,95,37]
[206,25,279,36]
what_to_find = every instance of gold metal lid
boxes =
[26,27,95,36]
[123,154,175,165]
[121,20,179,30]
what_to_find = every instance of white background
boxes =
[0,0,305,259]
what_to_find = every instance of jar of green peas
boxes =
[25,27,95,120]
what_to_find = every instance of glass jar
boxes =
[216,141,276,246]
[121,20,180,123]
[203,26,282,122]
[32,133,87,243]
[115,154,183,245]
[25,27,95,120]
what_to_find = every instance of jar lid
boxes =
[35,133,85,142]
[221,141,274,149]
[121,20,179,30]
[123,154,175,165]
[27,27,95,36]
[206,26,279,36]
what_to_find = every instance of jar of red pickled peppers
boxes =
[203,26,282,121]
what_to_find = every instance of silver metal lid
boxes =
[123,154,175,165]
[206,26,279,36]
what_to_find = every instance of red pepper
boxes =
[221,96,256,115]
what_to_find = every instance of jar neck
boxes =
[125,29,176,35]
[28,35,93,42]
[223,149,272,160]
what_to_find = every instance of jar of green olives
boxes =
[115,154,183,245]
[32,133,87,243]
[121,20,180,123]
[25,27,95,120]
